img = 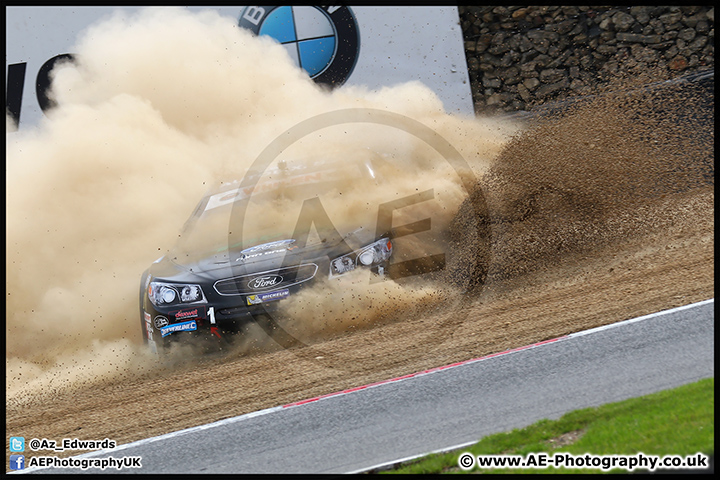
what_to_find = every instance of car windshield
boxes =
[170,157,391,261]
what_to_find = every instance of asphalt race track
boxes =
[22,299,713,474]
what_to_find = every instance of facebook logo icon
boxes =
[10,455,25,470]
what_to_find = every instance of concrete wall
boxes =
[459,5,714,114]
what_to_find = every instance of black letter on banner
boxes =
[36,53,75,113]
[6,62,27,130]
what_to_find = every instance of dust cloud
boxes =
[272,71,714,346]
[6,7,517,402]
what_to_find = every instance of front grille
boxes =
[214,263,318,295]
[218,306,249,316]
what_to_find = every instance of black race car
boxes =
[139,157,394,354]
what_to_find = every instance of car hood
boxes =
[155,235,365,282]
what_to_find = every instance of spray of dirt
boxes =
[6,7,519,403]
[265,72,714,347]
[448,71,714,292]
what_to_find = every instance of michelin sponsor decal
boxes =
[160,320,198,337]
[247,289,290,305]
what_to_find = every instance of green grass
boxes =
[383,377,714,474]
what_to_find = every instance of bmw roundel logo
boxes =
[238,6,360,87]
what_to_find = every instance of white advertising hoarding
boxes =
[5,6,473,131]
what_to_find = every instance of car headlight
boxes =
[358,248,376,266]
[180,285,202,302]
[148,281,206,307]
[160,286,177,304]
[331,256,355,275]
[330,238,392,276]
